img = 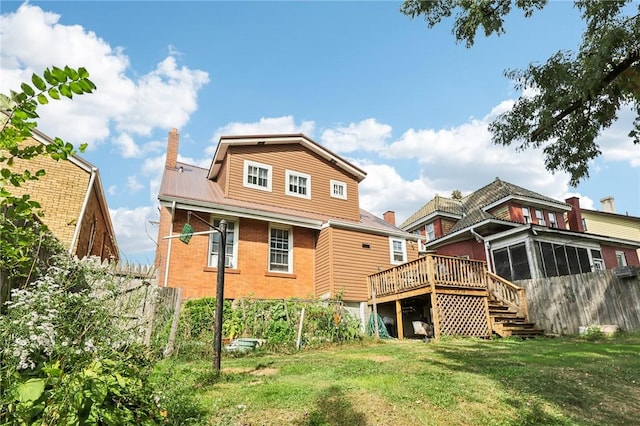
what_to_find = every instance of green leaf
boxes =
[1,168,11,178]
[78,67,90,79]
[78,79,94,93]
[51,66,67,83]
[37,94,49,105]
[43,68,57,85]
[31,73,47,91]
[69,81,84,95]
[20,82,35,97]
[59,84,72,98]
[16,378,46,402]
[48,88,60,100]
[65,65,79,80]
[13,109,28,120]
[79,143,88,152]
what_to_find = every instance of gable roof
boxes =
[401,177,571,233]
[207,134,367,182]
[160,161,414,239]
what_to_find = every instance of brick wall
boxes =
[158,209,316,300]
[435,239,486,261]
[601,245,640,268]
[6,138,90,250]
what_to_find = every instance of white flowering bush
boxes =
[0,258,164,425]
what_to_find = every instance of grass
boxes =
[152,333,640,425]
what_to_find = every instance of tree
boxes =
[0,66,95,283]
[401,0,640,185]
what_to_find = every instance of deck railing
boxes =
[486,271,528,320]
[368,255,488,298]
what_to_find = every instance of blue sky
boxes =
[1,1,638,264]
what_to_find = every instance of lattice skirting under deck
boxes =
[435,293,489,337]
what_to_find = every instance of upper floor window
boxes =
[244,160,272,192]
[548,212,557,228]
[285,170,311,199]
[426,223,435,241]
[330,179,347,200]
[522,207,531,224]
[269,226,293,273]
[616,251,627,267]
[535,209,546,226]
[208,218,238,269]
[389,238,407,264]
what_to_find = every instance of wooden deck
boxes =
[368,255,535,339]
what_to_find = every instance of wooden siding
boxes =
[582,211,640,243]
[224,144,360,221]
[490,204,510,221]
[328,227,419,302]
[314,227,332,297]
[75,185,118,260]
[216,153,229,194]
[517,270,640,335]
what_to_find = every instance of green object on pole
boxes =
[179,223,194,244]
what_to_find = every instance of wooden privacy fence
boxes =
[516,270,640,335]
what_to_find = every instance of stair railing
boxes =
[486,271,529,321]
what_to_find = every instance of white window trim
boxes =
[426,223,435,242]
[522,207,531,224]
[615,251,628,267]
[388,237,407,265]
[330,179,347,200]
[535,209,546,226]
[243,160,272,192]
[548,212,557,228]
[268,224,293,273]
[208,217,239,269]
[285,170,311,199]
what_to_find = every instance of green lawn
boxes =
[153,334,640,426]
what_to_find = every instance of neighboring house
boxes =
[578,196,640,263]
[5,129,119,261]
[154,130,418,316]
[400,177,639,282]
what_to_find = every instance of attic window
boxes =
[362,243,371,249]
[243,160,272,192]
[330,180,347,200]
[286,170,311,199]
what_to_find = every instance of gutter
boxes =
[163,201,176,288]
[69,167,97,257]
[470,227,493,273]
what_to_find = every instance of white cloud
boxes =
[563,192,595,210]
[107,185,117,196]
[127,175,144,193]
[109,205,159,261]
[320,118,391,153]
[598,104,640,167]
[0,4,209,152]
[206,116,316,156]
[112,132,166,158]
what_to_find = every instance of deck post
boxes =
[370,278,380,339]
[395,299,404,339]
[427,255,441,339]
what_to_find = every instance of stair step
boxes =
[500,323,537,330]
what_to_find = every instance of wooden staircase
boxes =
[488,300,544,338]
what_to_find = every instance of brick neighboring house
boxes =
[400,177,639,281]
[154,130,419,316]
[6,129,118,261]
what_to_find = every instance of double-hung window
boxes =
[330,180,347,200]
[244,160,272,191]
[548,212,557,228]
[616,251,628,267]
[426,223,435,241]
[285,170,311,199]
[522,207,531,224]
[389,238,407,264]
[535,209,546,226]
[208,219,237,268]
[269,226,293,273]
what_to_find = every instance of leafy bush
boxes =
[0,257,164,425]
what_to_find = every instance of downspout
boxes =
[163,201,176,288]
[69,167,97,258]
[470,227,493,273]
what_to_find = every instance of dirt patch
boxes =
[222,367,254,374]
[249,367,278,376]
[368,355,393,362]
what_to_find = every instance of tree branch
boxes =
[530,48,640,141]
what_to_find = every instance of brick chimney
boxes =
[565,197,585,232]
[600,196,616,213]
[383,211,396,226]
[165,128,179,169]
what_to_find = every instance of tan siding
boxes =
[582,211,640,259]
[442,219,456,235]
[224,144,360,220]
[217,154,229,195]
[328,228,420,302]
[6,138,89,250]
[75,186,117,260]
[314,227,332,297]
[490,204,510,221]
